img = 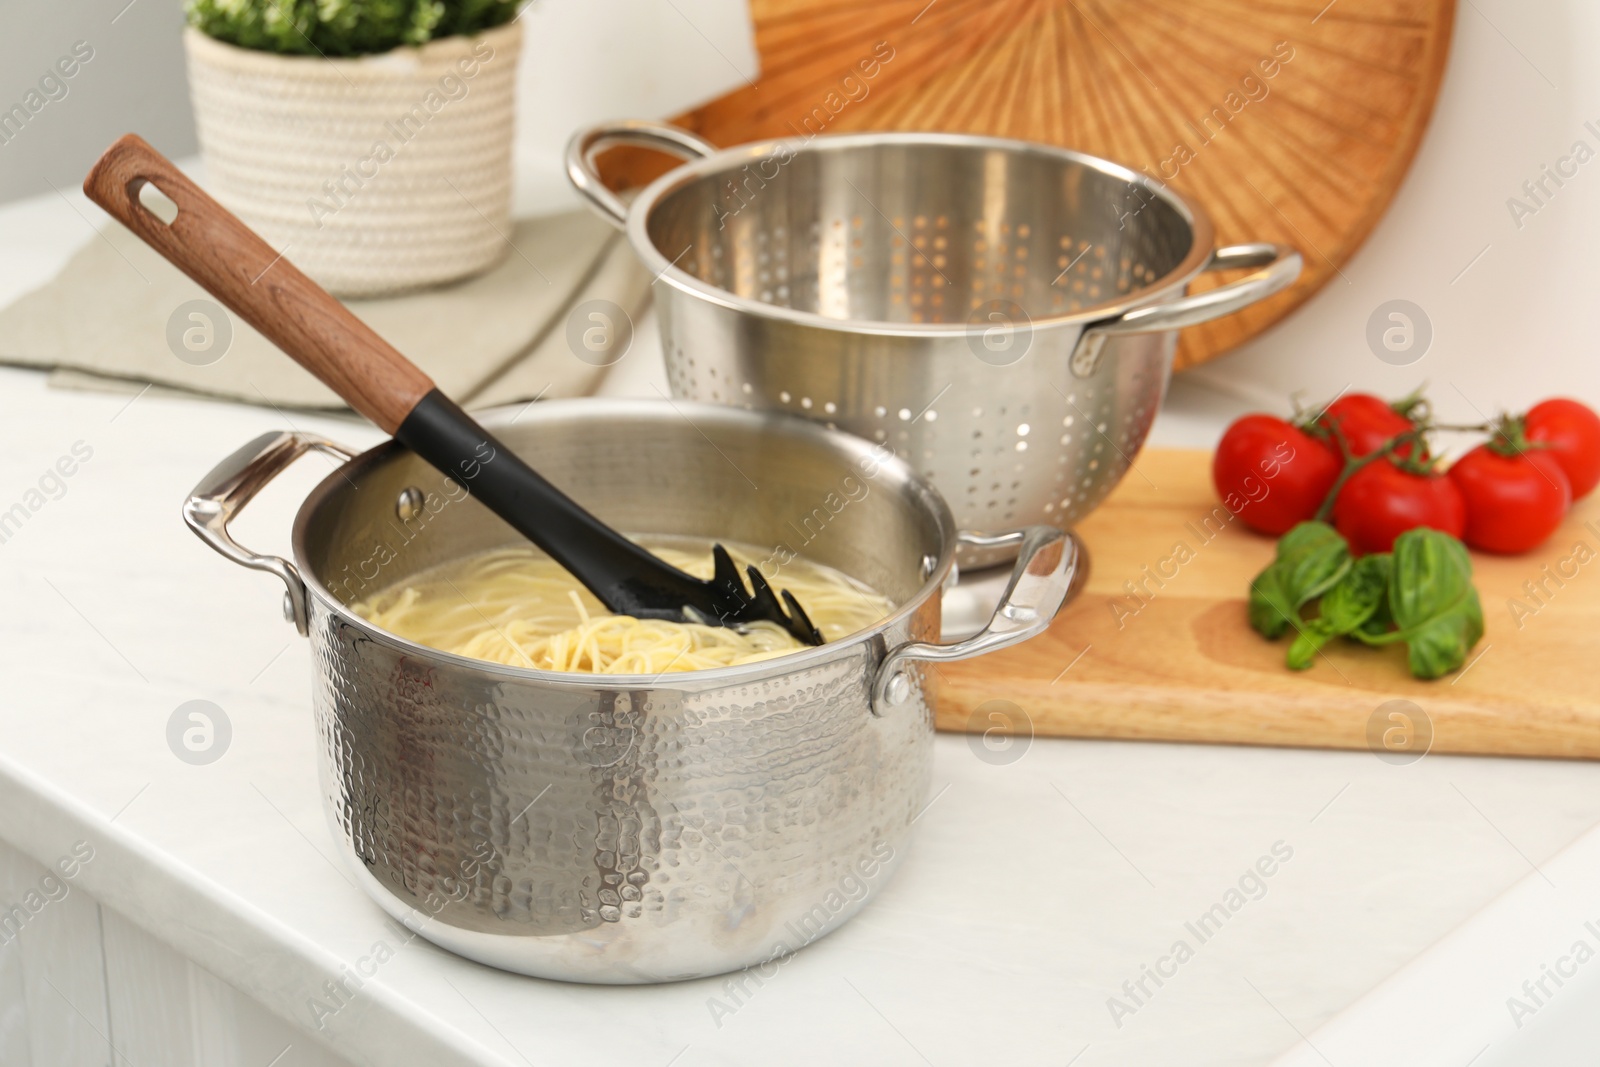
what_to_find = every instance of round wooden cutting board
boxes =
[605,0,1456,370]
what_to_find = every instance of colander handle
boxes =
[870,526,1080,715]
[1069,243,1302,377]
[566,120,719,230]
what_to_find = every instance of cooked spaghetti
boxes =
[350,540,893,674]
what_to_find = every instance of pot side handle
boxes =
[183,431,357,636]
[565,120,719,230]
[1069,242,1303,377]
[871,526,1080,715]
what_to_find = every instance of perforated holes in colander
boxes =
[709,243,726,289]
[756,227,772,304]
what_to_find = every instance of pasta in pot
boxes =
[350,540,893,674]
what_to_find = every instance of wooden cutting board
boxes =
[938,450,1600,760]
[603,0,1456,371]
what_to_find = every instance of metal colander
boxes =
[570,122,1300,566]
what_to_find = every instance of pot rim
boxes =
[289,398,960,691]
[625,129,1217,338]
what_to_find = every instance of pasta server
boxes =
[83,134,824,646]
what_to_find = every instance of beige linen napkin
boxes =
[0,209,650,411]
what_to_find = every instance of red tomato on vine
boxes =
[1331,457,1465,555]
[1312,393,1423,459]
[1213,415,1340,536]
[1449,418,1573,554]
[1523,398,1600,500]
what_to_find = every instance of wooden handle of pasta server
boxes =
[82,134,433,433]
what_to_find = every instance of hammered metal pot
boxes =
[184,400,1074,983]
[568,121,1302,567]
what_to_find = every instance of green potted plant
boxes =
[184,0,523,296]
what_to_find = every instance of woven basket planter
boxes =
[184,21,521,297]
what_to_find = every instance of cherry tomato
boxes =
[1331,457,1466,555]
[1524,398,1600,500]
[1213,415,1341,536]
[1449,445,1571,554]
[1314,393,1420,458]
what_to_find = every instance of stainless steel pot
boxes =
[185,400,1075,983]
[567,122,1301,566]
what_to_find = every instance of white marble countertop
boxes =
[2,182,1598,1067]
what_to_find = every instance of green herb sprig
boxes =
[186,0,519,57]
[1250,521,1484,680]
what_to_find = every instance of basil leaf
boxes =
[1353,528,1485,679]
[1357,591,1394,639]
[1249,521,1352,640]
[1287,554,1391,670]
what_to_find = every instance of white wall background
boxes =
[0,0,197,203]
[509,0,757,207]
